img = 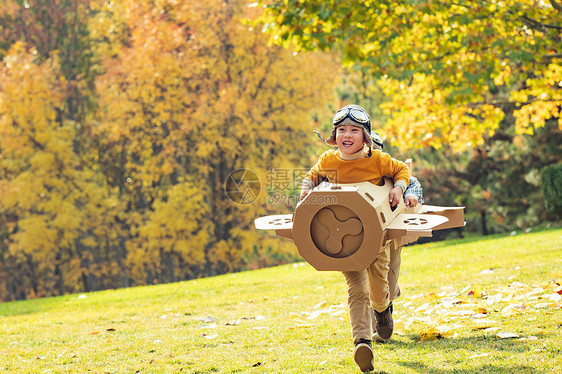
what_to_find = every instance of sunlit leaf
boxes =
[473,319,497,330]
[496,331,520,339]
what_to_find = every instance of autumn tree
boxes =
[259,0,561,150]
[0,0,339,300]
[0,0,99,132]
[0,43,121,299]
[259,0,562,234]
[91,0,339,284]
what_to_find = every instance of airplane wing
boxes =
[418,205,465,230]
[254,214,293,230]
[386,213,450,247]
[387,213,449,231]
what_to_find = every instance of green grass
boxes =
[1,228,561,373]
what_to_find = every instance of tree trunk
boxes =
[480,209,489,236]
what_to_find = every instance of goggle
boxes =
[371,131,383,148]
[332,106,370,126]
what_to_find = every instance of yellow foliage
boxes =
[1,0,339,298]
[513,63,562,133]
[141,181,210,266]
[380,74,505,151]
[1,40,127,298]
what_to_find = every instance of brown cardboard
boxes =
[418,205,466,230]
[254,179,465,271]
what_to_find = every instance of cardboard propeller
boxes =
[254,178,465,271]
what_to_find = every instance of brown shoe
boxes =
[353,338,374,372]
[374,303,394,341]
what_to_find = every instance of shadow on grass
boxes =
[395,361,541,374]
[374,334,551,374]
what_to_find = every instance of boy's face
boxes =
[335,124,365,155]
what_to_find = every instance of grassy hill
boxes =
[1,228,561,373]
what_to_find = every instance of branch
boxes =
[521,14,562,30]
[542,53,562,61]
[550,0,562,12]
[468,97,562,108]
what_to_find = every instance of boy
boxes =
[300,105,410,372]
[369,132,424,343]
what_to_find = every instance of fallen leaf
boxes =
[450,309,474,317]
[414,303,431,313]
[252,362,262,367]
[435,324,459,338]
[290,323,314,328]
[200,323,217,329]
[517,336,538,342]
[523,288,546,298]
[484,294,503,304]
[423,307,434,315]
[393,320,406,336]
[496,331,520,339]
[439,297,461,307]
[471,313,488,319]
[420,324,459,340]
[306,311,323,320]
[202,334,218,340]
[226,319,240,326]
[90,332,100,335]
[420,332,438,341]
[329,309,345,317]
[106,328,116,332]
[501,304,525,316]
[469,285,483,298]
[469,352,491,359]
[473,319,497,329]
[313,301,327,309]
[509,282,529,290]
[476,303,490,314]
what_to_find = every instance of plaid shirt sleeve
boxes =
[404,176,424,203]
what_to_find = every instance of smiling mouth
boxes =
[342,141,354,146]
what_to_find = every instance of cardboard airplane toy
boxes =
[254,177,465,272]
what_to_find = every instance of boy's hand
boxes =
[405,195,419,207]
[389,186,403,207]
[299,189,310,202]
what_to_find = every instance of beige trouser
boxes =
[388,246,402,301]
[342,242,391,343]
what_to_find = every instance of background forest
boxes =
[0,0,560,301]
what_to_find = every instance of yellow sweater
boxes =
[304,149,410,192]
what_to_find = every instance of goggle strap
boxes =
[313,130,327,142]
